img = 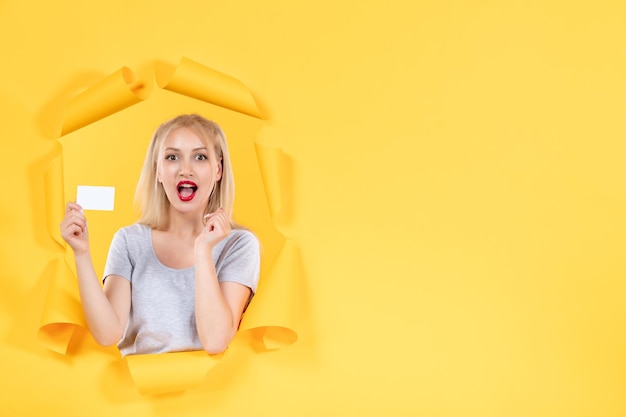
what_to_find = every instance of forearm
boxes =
[73,252,125,346]
[194,252,237,354]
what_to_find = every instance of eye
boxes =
[195,154,208,161]
[165,154,178,161]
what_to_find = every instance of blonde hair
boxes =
[135,114,238,229]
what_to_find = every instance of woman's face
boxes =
[157,127,222,215]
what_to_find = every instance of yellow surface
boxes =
[1,0,626,415]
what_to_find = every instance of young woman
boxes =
[60,114,260,356]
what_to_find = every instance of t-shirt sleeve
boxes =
[216,230,261,294]
[103,228,133,282]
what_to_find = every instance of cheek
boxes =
[156,163,174,182]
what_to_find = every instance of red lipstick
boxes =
[176,180,198,201]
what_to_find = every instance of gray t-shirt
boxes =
[103,223,260,356]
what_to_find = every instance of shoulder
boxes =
[215,228,260,258]
[229,228,258,242]
[112,223,150,239]
[226,228,259,249]
[213,228,261,291]
[109,223,151,249]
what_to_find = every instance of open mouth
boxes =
[177,180,198,201]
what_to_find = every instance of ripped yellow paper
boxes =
[38,258,86,354]
[241,238,300,349]
[61,67,148,136]
[44,151,65,247]
[125,350,225,395]
[37,57,302,395]
[155,58,261,119]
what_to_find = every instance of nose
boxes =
[179,158,193,176]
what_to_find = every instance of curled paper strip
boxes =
[241,239,300,349]
[38,57,301,394]
[155,58,261,118]
[125,350,225,395]
[254,143,288,223]
[38,258,86,354]
[61,67,148,136]
[43,149,65,247]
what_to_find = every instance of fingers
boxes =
[66,223,85,239]
[203,208,230,235]
[61,217,86,239]
[203,208,225,224]
[61,202,87,240]
[66,201,84,213]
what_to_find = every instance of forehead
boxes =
[162,127,213,149]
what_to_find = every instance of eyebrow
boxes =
[163,147,208,152]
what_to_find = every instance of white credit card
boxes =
[76,185,115,211]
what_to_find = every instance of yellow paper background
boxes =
[2,0,626,415]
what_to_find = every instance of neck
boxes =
[163,208,205,237]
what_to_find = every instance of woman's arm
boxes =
[60,202,131,346]
[194,209,253,354]
[194,258,251,354]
